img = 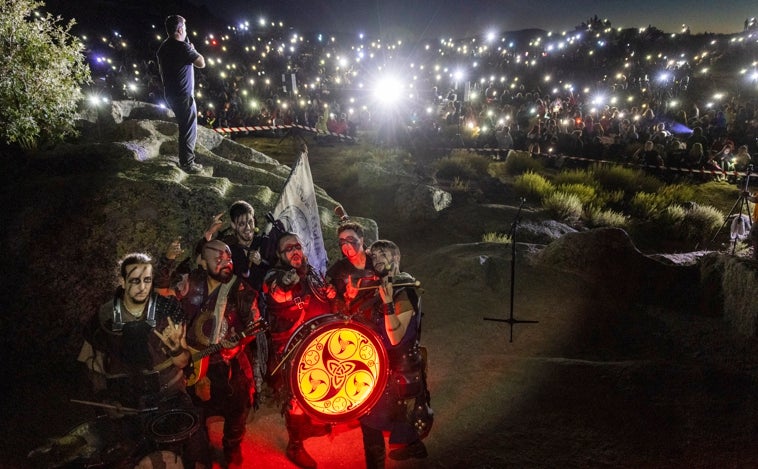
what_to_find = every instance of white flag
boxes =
[272,151,328,275]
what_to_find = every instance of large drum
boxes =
[283,315,389,423]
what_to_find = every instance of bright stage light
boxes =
[373,75,404,105]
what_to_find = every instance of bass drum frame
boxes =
[283,314,389,424]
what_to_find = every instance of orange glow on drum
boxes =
[289,319,388,423]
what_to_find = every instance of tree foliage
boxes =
[0,0,90,151]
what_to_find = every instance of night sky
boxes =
[192,0,756,38]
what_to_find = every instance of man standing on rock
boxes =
[157,15,205,174]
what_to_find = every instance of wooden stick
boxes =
[70,399,158,414]
[354,281,421,291]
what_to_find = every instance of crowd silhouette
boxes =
[73,7,758,173]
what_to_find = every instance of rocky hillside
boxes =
[0,101,359,371]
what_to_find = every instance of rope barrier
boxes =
[437,146,749,178]
[209,128,745,178]
[212,123,356,141]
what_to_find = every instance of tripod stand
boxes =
[712,164,753,254]
[484,198,539,342]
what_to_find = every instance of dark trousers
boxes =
[361,423,386,469]
[191,359,252,449]
[167,95,198,166]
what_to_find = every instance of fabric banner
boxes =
[271,151,328,275]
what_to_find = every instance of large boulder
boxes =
[518,219,577,244]
[77,99,174,127]
[394,183,452,221]
[534,227,701,309]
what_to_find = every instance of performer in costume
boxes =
[359,240,433,469]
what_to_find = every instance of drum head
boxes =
[288,318,388,423]
[146,408,201,445]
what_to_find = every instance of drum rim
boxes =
[146,408,202,444]
[287,316,390,423]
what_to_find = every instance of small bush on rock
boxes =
[435,149,490,180]
[583,207,628,228]
[503,150,544,175]
[556,183,597,205]
[681,204,725,243]
[513,171,555,202]
[543,191,583,223]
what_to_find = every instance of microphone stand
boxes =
[484,198,539,342]
[711,164,753,254]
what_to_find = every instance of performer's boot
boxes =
[285,414,317,469]
[361,424,386,469]
[301,418,331,439]
[388,439,428,460]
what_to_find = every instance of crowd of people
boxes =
[77,8,758,176]
[77,198,433,468]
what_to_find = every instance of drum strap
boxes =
[210,275,236,344]
[402,287,422,337]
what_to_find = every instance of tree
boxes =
[0,0,90,151]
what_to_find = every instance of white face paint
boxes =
[232,213,255,246]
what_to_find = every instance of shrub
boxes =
[542,191,583,223]
[593,164,662,194]
[365,147,405,162]
[657,204,687,226]
[0,0,91,150]
[681,204,725,243]
[595,189,625,211]
[435,149,490,180]
[482,232,512,244]
[488,161,509,181]
[629,192,666,219]
[513,171,555,202]
[656,183,696,205]
[553,168,595,187]
[450,177,470,191]
[652,204,688,239]
[583,207,628,228]
[556,183,597,205]
[503,149,544,175]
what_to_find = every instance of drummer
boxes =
[78,252,211,468]
[263,232,335,469]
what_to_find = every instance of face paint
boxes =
[123,264,153,307]
[368,248,393,276]
[204,242,233,283]
[232,213,255,245]
[338,229,363,259]
[279,236,304,269]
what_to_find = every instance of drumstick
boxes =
[354,281,421,291]
[70,399,158,414]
